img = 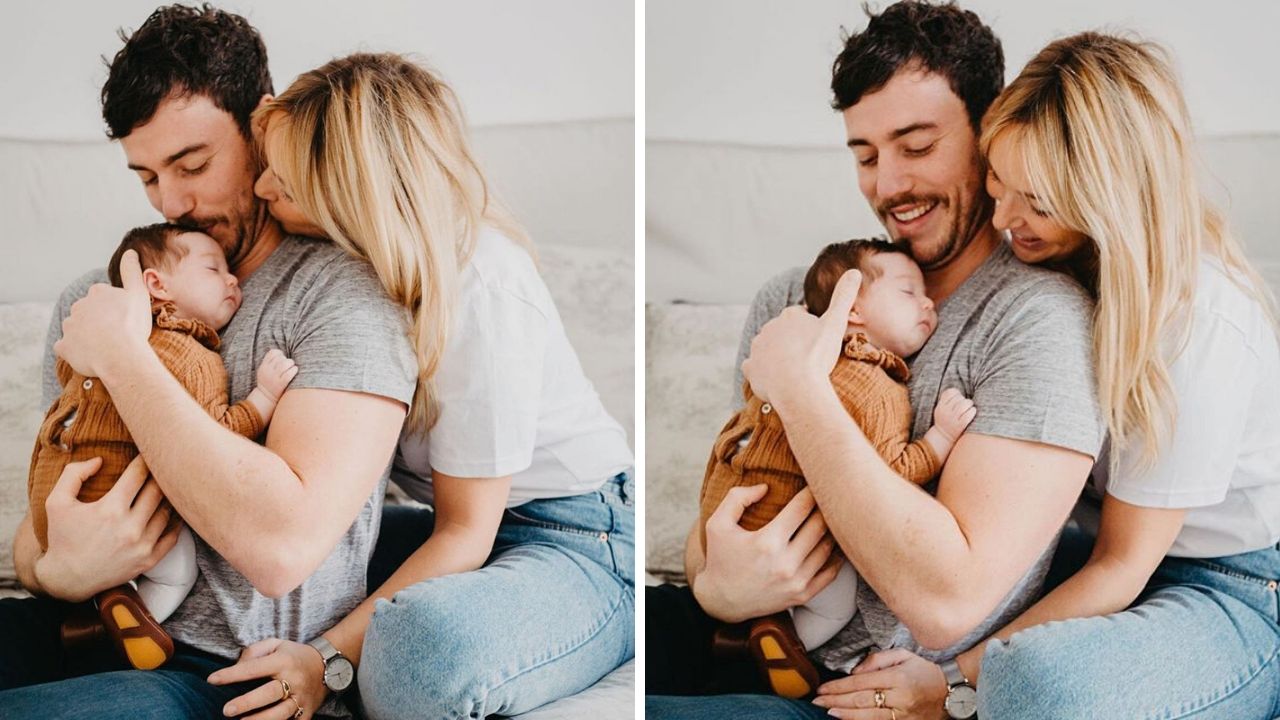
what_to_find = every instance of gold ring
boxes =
[874,689,886,708]
[279,678,291,701]
[290,695,304,718]
[891,710,898,720]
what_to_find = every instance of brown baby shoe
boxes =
[747,612,822,699]
[95,584,174,670]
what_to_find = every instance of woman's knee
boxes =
[977,629,1080,720]
[359,591,495,719]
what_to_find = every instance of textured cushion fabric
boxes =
[0,301,52,584]
[644,302,748,583]
[514,660,634,720]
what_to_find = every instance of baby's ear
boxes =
[142,268,169,301]
[847,305,864,326]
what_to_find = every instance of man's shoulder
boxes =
[57,267,109,307]
[753,266,808,308]
[965,254,1094,336]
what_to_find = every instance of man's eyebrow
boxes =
[846,122,939,148]
[126,143,209,172]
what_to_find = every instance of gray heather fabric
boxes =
[42,237,417,675]
[732,241,1103,671]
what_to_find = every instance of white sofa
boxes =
[0,119,634,719]
[644,133,1280,585]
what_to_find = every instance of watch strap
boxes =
[939,659,969,688]
[308,635,341,663]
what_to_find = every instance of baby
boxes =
[698,239,976,698]
[27,223,297,670]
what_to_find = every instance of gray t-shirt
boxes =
[42,236,417,665]
[733,241,1104,670]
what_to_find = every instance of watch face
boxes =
[326,656,355,692]
[945,684,978,719]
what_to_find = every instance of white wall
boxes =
[0,0,633,141]
[648,0,1280,145]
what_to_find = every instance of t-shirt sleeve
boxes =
[1106,307,1255,508]
[969,284,1105,459]
[732,266,808,410]
[42,269,106,408]
[286,257,417,407]
[426,285,549,478]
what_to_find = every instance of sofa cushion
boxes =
[644,301,748,583]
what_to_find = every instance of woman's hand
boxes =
[37,455,182,602]
[208,638,329,719]
[692,486,842,623]
[811,648,949,720]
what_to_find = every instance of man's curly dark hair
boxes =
[831,1,1003,131]
[100,3,273,140]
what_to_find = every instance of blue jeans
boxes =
[980,534,1280,719]
[646,693,829,719]
[0,595,257,719]
[357,472,635,720]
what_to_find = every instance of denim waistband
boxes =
[599,469,634,508]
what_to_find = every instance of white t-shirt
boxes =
[391,227,633,507]
[1078,256,1280,558]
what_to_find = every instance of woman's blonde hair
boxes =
[257,53,531,433]
[980,32,1277,474]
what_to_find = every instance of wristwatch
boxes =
[940,659,978,719]
[307,636,355,694]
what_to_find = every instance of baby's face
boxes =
[851,253,937,358]
[152,231,242,330]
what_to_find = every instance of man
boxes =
[0,5,415,717]
[647,2,1105,717]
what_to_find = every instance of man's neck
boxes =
[924,223,1001,305]
[232,217,284,281]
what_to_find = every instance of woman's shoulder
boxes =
[1189,255,1277,356]
[463,227,550,307]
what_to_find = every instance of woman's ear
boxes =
[142,268,169,301]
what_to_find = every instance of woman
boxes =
[812,33,1280,720]
[205,53,635,718]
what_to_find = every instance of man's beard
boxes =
[879,182,992,272]
[173,197,265,267]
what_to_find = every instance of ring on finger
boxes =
[891,710,898,720]
[874,689,886,708]
[279,678,291,701]
[290,696,304,718]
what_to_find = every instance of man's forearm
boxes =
[772,381,983,639]
[98,346,308,579]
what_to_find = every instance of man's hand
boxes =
[741,269,861,408]
[255,349,299,403]
[692,486,842,623]
[53,249,152,379]
[36,455,183,602]
[932,388,977,444]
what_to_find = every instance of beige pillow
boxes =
[644,301,748,583]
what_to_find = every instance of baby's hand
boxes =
[933,388,976,443]
[255,349,298,403]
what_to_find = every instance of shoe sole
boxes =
[103,600,170,670]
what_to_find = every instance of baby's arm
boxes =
[241,349,298,427]
[920,387,977,467]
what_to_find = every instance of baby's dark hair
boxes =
[803,238,914,315]
[107,223,188,288]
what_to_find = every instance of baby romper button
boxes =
[82,379,93,390]
[761,403,772,414]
